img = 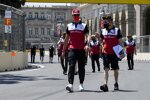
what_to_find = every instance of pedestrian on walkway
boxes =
[89,34,100,72]
[57,32,69,75]
[49,45,55,63]
[30,45,36,63]
[95,14,124,92]
[57,48,61,62]
[39,45,45,63]
[124,35,136,70]
[62,8,89,92]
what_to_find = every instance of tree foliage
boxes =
[0,0,26,8]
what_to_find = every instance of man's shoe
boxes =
[79,84,84,91]
[66,84,73,92]
[63,71,67,75]
[100,84,108,92]
[114,83,119,90]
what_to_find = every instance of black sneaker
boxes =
[114,83,119,90]
[100,84,108,92]
[63,71,67,75]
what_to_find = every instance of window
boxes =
[35,28,39,35]
[41,28,45,35]
[47,28,50,35]
[55,12,66,22]
[28,28,32,35]
[41,12,45,19]
[28,12,32,19]
[35,12,38,19]
[47,14,51,20]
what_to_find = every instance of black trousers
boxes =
[31,54,35,63]
[91,54,100,71]
[68,49,85,84]
[127,53,134,69]
[60,52,68,73]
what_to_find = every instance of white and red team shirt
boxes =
[90,40,100,54]
[101,26,122,54]
[57,37,69,54]
[124,40,136,54]
[66,22,89,50]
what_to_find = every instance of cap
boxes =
[102,14,112,20]
[127,34,132,38]
[72,8,80,15]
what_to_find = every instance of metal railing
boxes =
[0,4,25,51]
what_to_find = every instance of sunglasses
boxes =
[102,16,112,20]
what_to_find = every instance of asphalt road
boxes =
[0,55,150,100]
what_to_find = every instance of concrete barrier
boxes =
[134,53,150,61]
[0,52,28,72]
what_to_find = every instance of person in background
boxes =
[49,45,55,63]
[57,48,61,62]
[57,32,69,75]
[31,45,36,63]
[39,45,45,63]
[62,8,89,92]
[124,35,136,70]
[89,34,100,72]
[95,14,123,92]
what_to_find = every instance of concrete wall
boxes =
[0,52,28,72]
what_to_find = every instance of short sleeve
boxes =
[117,29,122,39]
[84,25,89,34]
[66,27,70,35]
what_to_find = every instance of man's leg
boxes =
[100,54,109,92]
[111,55,119,90]
[31,54,33,63]
[127,54,131,70]
[95,54,100,71]
[131,54,134,70]
[66,50,76,92]
[77,50,85,91]
[91,54,95,72]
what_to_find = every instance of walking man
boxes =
[39,45,45,63]
[30,45,36,63]
[62,8,89,92]
[96,15,124,92]
[89,34,100,72]
[124,35,136,70]
[57,32,69,75]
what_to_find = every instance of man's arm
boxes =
[62,34,69,53]
[134,42,137,55]
[117,29,124,47]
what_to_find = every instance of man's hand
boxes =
[95,32,100,38]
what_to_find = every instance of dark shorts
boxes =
[102,53,119,70]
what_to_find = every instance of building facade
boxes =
[79,4,150,37]
[79,4,150,52]
[22,5,76,49]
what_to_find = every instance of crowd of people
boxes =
[30,8,136,93]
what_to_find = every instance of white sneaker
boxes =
[79,84,84,91]
[66,84,73,92]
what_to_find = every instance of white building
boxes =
[22,5,76,49]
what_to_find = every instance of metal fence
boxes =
[123,35,150,53]
[0,4,25,51]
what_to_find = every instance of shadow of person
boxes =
[76,89,101,93]
[112,89,138,92]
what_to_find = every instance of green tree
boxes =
[0,0,26,8]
